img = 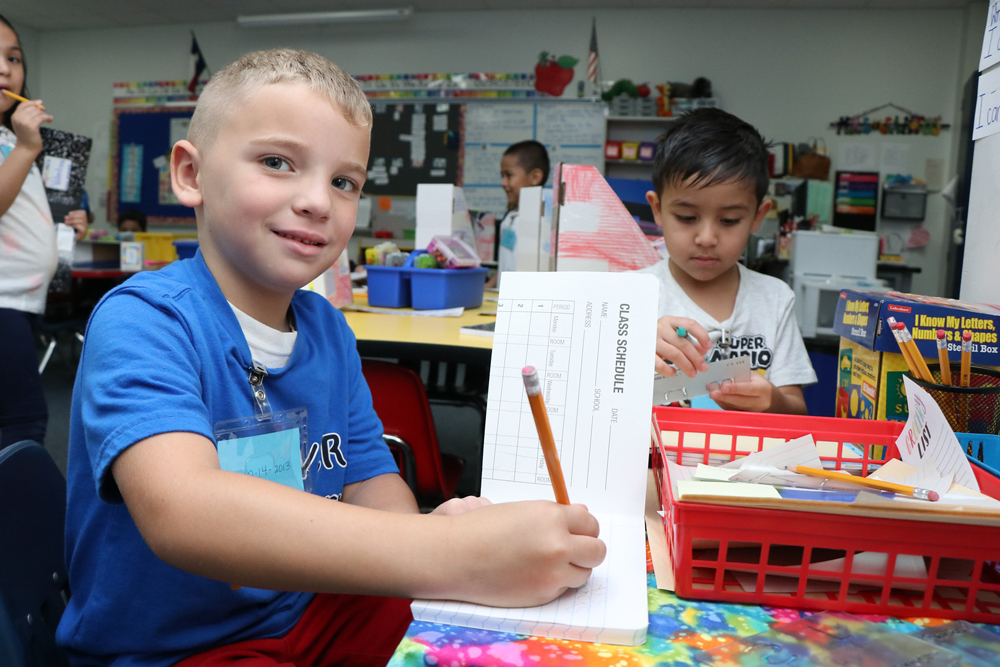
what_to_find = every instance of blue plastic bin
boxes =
[410,265,488,310]
[365,265,411,308]
[957,431,1000,476]
[365,250,487,310]
[173,239,199,260]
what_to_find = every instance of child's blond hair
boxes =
[188,48,372,149]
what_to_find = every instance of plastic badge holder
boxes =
[651,407,1000,624]
[426,235,481,269]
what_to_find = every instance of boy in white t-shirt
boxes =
[490,140,548,286]
[638,109,816,414]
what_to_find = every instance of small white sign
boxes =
[973,64,1000,141]
[981,0,1000,72]
[42,155,72,191]
[120,241,145,272]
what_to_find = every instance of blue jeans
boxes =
[0,308,47,449]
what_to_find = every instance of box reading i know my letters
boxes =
[410,271,658,645]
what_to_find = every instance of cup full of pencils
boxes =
[889,320,1000,435]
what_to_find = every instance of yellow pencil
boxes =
[2,89,44,110]
[522,365,570,505]
[792,465,939,501]
[936,329,952,385]
[896,321,934,383]
[961,331,972,388]
[885,316,922,381]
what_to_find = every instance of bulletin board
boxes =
[111,106,196,224]
[461,100,606,214]
[365,102,463,197]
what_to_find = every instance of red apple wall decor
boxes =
[534,52,578,96]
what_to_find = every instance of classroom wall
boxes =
[32,7,978,296]
[15,23,40,100]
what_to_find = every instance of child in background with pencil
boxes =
[57,49,605,667]
[0,14,88,449]
[636,109,816,414]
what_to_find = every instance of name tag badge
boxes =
[214,407,312,493]
[500,227,517,250]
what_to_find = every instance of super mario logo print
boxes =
[302,432,347,473]
[707,335,773,371]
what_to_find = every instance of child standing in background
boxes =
[490,139,549,286]
[0,14,87,449]
[58,49,604,667]
[638,109,815,414]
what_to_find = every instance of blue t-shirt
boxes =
[57,251,398,667]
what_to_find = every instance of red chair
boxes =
[361,359,465,507]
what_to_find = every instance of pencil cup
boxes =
[909,363,1000,435]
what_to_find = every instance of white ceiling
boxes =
[1,0,977,32]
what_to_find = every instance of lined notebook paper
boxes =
[411,271,658,645]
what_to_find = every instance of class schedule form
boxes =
[412,271,659,645]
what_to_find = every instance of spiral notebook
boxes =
[411,271,658,645]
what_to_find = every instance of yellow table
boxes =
[341,293,494,365]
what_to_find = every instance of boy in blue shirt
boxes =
[639,109,815,414]
[57,49,604,667]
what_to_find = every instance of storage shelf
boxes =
[606,116,674,122]
[604,159,655,165]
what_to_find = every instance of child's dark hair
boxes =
[118,209,148,232]
[504,140,550,186]
[651,108,770,204]
[0,14,27,132]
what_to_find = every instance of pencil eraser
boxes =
[928,490,940,502]
[937,329,946,340]
[522,365,536,375]
[895,322,905,330]
[963,331,972,341]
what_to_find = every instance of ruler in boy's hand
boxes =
[652,356,752,405]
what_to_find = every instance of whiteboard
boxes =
[462,101,606,214]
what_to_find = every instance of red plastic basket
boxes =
[651,407,1000,623]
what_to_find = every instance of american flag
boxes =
[188,33,208,94]
[586,19,600,84]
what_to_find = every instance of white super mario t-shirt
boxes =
[638,259,817,388]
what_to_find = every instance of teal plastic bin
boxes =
[957,431,1000,476]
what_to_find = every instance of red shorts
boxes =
[173,593,412,667]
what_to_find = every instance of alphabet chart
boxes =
[411,271,658,645]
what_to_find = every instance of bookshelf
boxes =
[603,115,674,181]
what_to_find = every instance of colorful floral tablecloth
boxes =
[389,548,1000,667]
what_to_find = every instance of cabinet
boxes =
[603,115,674,181]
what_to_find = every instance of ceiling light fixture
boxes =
[237,7,414,27]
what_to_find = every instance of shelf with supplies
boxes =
[604,115,674,179]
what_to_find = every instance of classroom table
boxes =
[388,546,1000,666]
[341,293,494,367]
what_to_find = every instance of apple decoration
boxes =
[534,52,578,96]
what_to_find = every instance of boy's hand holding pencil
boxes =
[653,316,711,378]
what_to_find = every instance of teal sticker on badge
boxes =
[500,227,517,250]
[217,427,304,491]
